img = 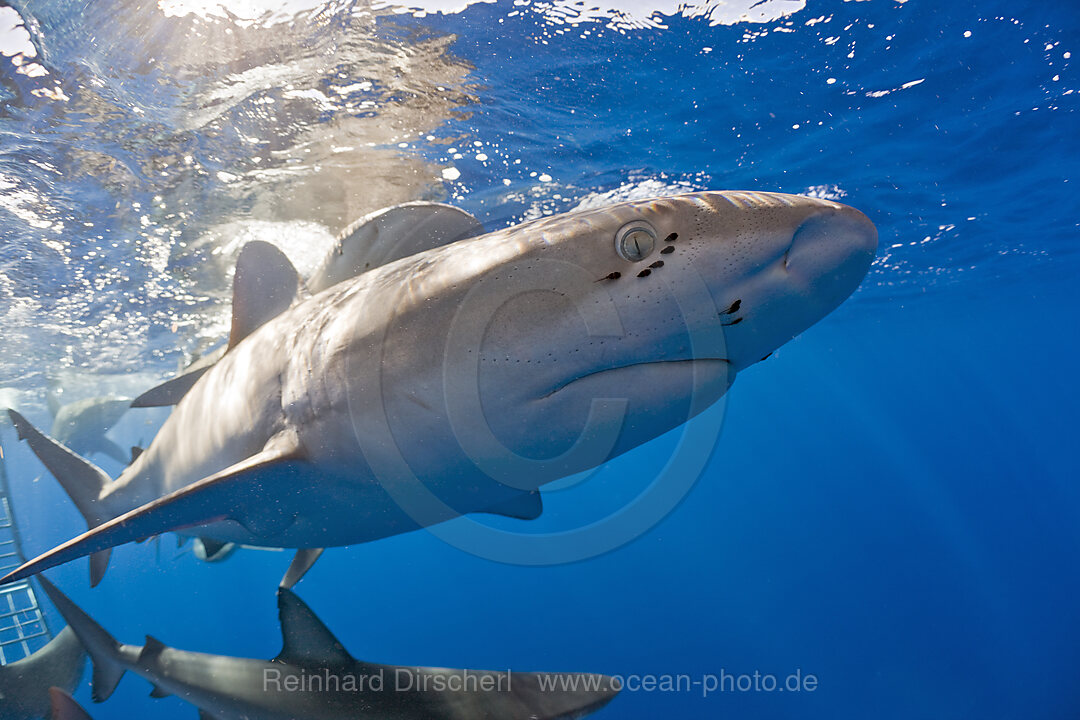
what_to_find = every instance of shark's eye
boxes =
[615,221,657,262]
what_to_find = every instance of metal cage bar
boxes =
[0,432,53,664]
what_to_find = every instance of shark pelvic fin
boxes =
[48,688,94,720]
[7,410,114,586]
[0,436,306,586]
[479,489,544,520]
[229,241,301,350]
[274,588,354,668]
[280,547,324,589]
[37,576,127,703]
[194,537,236,562]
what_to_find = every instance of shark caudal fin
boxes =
[37,577,128,703]
[7,410,114,586]
[49,688,95,720]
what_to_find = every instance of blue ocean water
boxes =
[0,0,1077,718]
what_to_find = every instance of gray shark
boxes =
[1,191,876,587]
[39,577,619,720]
[46,386,131,467]
[0,624,85,720]
[48,689,93,720]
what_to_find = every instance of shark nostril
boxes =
[786,209,878,277]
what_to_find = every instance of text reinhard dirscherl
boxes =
[263,668,511,694]
[262,668,819,698]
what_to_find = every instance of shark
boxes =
[2,383,129,466]
[46,384,131,467]
[1,191,877,587]
[0,622,86,720]
[38,576,620,720]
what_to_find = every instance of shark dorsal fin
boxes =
[229,241,301,350]
[140,635,167,664]
[274,588,354,668]
[130,446,144,464]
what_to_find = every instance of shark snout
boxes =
[783,204,878,294]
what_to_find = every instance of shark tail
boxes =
[7,410,114,586]
[37,576,128,703]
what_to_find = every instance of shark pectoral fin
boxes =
[0,442,306,586]
[228,241,301,350]
[274,588,354,667]
[37,576,127,703]
[48,688,94,720]
[280,548,324,589]
[479,490,544,520]
[130,366,211,408]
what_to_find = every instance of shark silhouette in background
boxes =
[44,383,131,468]
[40,576,619,720]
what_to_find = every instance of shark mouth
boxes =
[544,358,732,398]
